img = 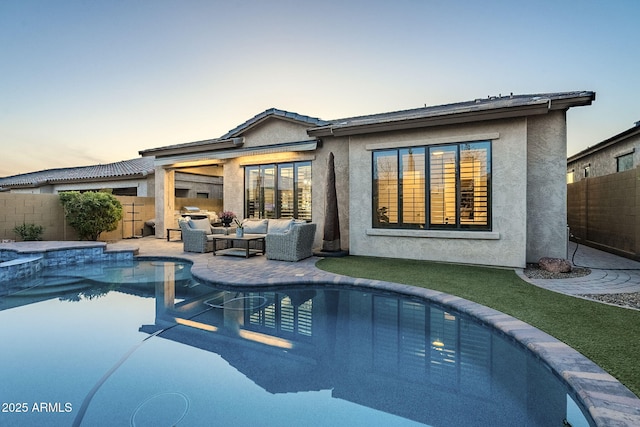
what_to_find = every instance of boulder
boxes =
[538,257,572,273]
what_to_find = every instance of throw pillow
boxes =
[268,218,294,234]
[242,219,268,234]
[189,218,212,232]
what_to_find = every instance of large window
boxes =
[373,141,491,230]
[245,162,311,220]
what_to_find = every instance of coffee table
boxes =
[211,234,266,258]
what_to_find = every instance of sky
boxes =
[1,0,639,177]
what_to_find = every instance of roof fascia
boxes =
[154,139,318,167]
[308,104,550,137]
[141,138,244,158]
[548,93,596,111]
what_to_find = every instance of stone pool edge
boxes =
[0,241,138,282]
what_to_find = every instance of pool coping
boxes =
[0,241,138,283]
[3,240,639,426]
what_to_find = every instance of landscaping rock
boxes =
[538,257,572,273]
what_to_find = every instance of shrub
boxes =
[59,191,123,241]
[13,223,44,241]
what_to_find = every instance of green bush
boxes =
[13,223,44,241]
[59,191,123,241]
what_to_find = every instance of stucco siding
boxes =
[526,111,568,262]
[348,119,529,268]
[241,119,315,147]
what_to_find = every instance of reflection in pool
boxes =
[0,259,590,426]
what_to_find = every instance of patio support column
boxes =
[154,166,175,239]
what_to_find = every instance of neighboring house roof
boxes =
[0,157,155,190]
[309,91,596,136]
[568,121,640,163]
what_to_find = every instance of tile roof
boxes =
[0,157,155,189]
[309,91,596,136]
[219,108,331,139]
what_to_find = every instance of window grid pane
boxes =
[279,165,294,218]
[373,152,398,225]
[460,143,489,227]
[261,165,276,218]
[296,163,312,220]
[430,147,457,226]
[245,167,261,219]
[401,148,425,225]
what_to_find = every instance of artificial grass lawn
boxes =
[316,256,640,397]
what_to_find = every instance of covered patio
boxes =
[139,109,330,251]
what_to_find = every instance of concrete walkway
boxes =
[517,241,640,296]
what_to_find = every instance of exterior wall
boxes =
[9,186,55,194]
[347,119,529,268]
[241,119,313,148]
[568,168,640,259]
[567,132,640,182]
[526,111,568,262]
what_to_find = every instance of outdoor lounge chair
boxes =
[179,218,226,253]
[266,222,317,262]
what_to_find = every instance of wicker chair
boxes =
[178,219,227,253]
[266,223,316,262]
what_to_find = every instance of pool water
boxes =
[0,259,590,426]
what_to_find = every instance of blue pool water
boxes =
[0,259,591,426]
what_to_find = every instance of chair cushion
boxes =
[268,218,294,234]
[189,218,212,232]
[242,219,268,234]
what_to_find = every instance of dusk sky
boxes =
[1,0,638,177]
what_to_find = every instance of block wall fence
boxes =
[567,167,640,260]
[0,194,222,242]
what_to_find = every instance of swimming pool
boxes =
[1,259,591,426]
